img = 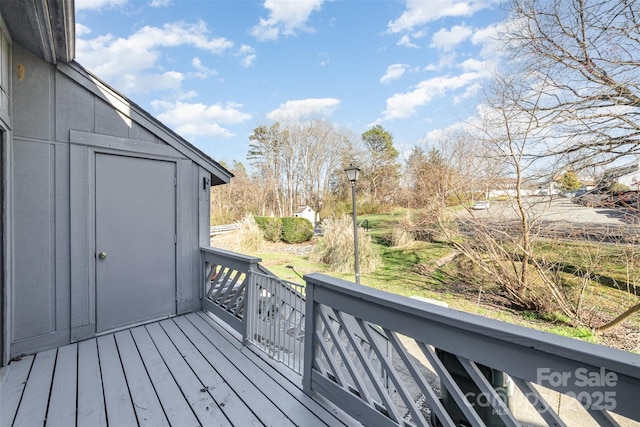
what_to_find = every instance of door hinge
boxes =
[174,176,177,186]
[174,235,177,244]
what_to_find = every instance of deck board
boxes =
[97,334,138,426]
[0,355,34,427]
[46,344,78,427]
[12,349,56,427]
[129,326,200,427]
[187,312,355,426]
[160,319,266,426]
[0,312,358,427]
[114,330,169,427]
[77,339,107,427]
[173,316,299,426]
[144,321,232,427]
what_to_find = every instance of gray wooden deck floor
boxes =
[0,312,357,427]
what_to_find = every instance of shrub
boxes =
[310,217,381,274]
[237,214,263,252]
[609,182,630,194]
[254,216,282,242]
[281,217,314,243]
[390,212,415,247]
[254,215,313,243]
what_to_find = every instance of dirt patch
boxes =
[211,231,317,256]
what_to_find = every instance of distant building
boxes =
[294,205,316,225]
[603,160,640,189]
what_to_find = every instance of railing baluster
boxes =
[511,377,566,427]
[457,357,519,427]
[586,405,623,426]
[385,331,457,427]
[356,319,429,427]
[318,307,373,402]
[332,310,403,423]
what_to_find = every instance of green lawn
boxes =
[250,211,639,350]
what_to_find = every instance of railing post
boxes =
[243,261,259,345]
[302,275,316,395]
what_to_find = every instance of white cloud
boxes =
[397,35,418,48]
[76,0,127,10]
[237,45,256,68]
[431,24,473,51]
[459,58,486,72]
[381,72,486,120]
[419,120,468,144]
[266,98,341,122]
[453,83,482,104]
[76,23,91,37]
[149,0,170,6]
[380,64,408,84]
[191,58,217,79]
[251,0,324,41]
[152,100,252,138]
[388,0,489,34]
[437,51,458,68]
[132,71,184,93]
[471,22,503,59]
[76,21,233,94]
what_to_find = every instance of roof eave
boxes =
[0,0,75,64]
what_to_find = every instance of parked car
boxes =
[471,201,490,210]
[609,191,638,209]
[559,190,578,198]
[572,189,606,207]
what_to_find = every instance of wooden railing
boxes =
[302,273,640,427]
[201,247,307,372]
[202,246,259,335]
[246,271,306,373]
[202,247,640,426]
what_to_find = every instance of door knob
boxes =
[98,252,108,259]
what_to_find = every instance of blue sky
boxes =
[75,0,507,166]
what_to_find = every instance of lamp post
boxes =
[632,176,640,213]
[344,164,361,284]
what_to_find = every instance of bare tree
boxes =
[248,123,287,216]
[210,161,263,223]
[483,0,640,328]
[249,120,356,217]
[505,0,640,167]
[448,74,576,313]
[286,119,356,212]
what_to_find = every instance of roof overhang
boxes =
[0,0,75,63]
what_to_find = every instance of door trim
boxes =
[1,128,6,366]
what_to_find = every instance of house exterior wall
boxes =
[7,43,212,358]
[294,207,315,225]
[616,169,640,189]
[0,13,10,367]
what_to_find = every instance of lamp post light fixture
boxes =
[344,164,361,284]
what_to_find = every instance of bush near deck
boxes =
[254,216,314,244]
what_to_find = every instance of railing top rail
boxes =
[201,246,262,263]
[254,269,304,286]
[304,273,640,381]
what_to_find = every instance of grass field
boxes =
[215,211,639,352]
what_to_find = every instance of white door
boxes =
[95,154,176,333]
